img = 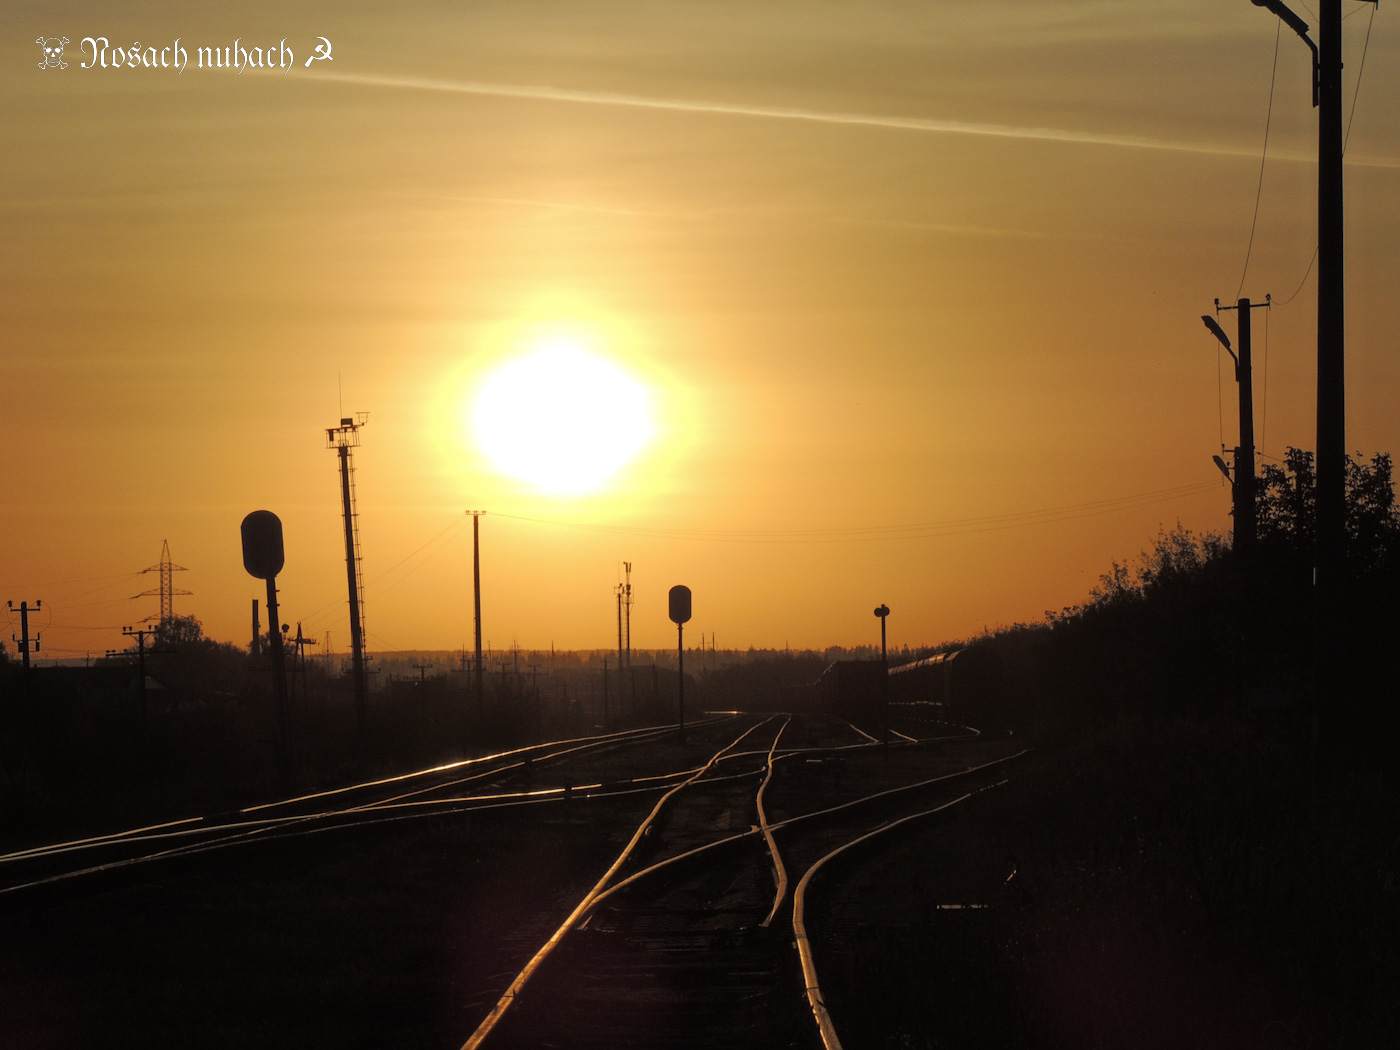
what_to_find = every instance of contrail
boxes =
[316,70,1395,168]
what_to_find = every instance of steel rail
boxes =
[0,815,207,865]
[0,775,715,898]
[843,719,879,744]
[0,759,734,896]
[756,715,792,926]
[0,730,788,897]
[0,730,755,900]
[10,739,1017,901]
[578,748,1030,921]
[359,717,741,810]
[0,719,726,869]
[791,778,1011,1050]
[457,715,783,1050]
[241,718,722,815]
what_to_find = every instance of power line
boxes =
[294,511,470,634]
[1275,245,1318,306]
[1237,20,1282,301]
[1342,3,1376,154]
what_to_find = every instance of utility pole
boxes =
[7,600,41,675]
[293,623,317,705]
[1251,0,1376,764]
[1202,296,1269,556]
[622,561,632,669]
[468,510,485,709]
[327,413,370,731]
[616,581,625,682]
[528,661,541,737]
[250,598,261,656]
[1314,0,1361,763]
[875,604,890,750]
[121,625,173,731]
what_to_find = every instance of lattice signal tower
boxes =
[327,411,370,728]
[136,539,192,627]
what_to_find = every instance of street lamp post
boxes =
[1251,0,1376,765]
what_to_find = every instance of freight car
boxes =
[823,645,1010,734]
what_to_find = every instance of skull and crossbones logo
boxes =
[38,37,69,69]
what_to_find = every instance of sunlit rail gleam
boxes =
[0,718,735,895]
[791,778,1013,1050]
[458,715,783,1050]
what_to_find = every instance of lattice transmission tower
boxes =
[136,539,191,628]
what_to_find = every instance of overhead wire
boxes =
[1262,307,1272,458]
[1237,20,1281,301]
[1343,3,1376,155]
[294,511,471,635]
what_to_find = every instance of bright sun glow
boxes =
[473,342,653,495]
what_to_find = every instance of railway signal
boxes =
[241,510,293,793]
[669,585,691,744]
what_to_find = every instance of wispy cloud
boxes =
[389,191,697,221]
[317,71,1400,168]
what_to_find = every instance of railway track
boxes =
[1,712,1024,1049]
[465,719,1027,1049]
[0,716,747,897]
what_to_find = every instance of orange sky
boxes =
[4,2,1398,659]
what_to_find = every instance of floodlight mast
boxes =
[327,414,369,732]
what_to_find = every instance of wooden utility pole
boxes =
[7,600,41,675]
[122,625,174,732]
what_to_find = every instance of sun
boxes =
[473,342,654,495]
